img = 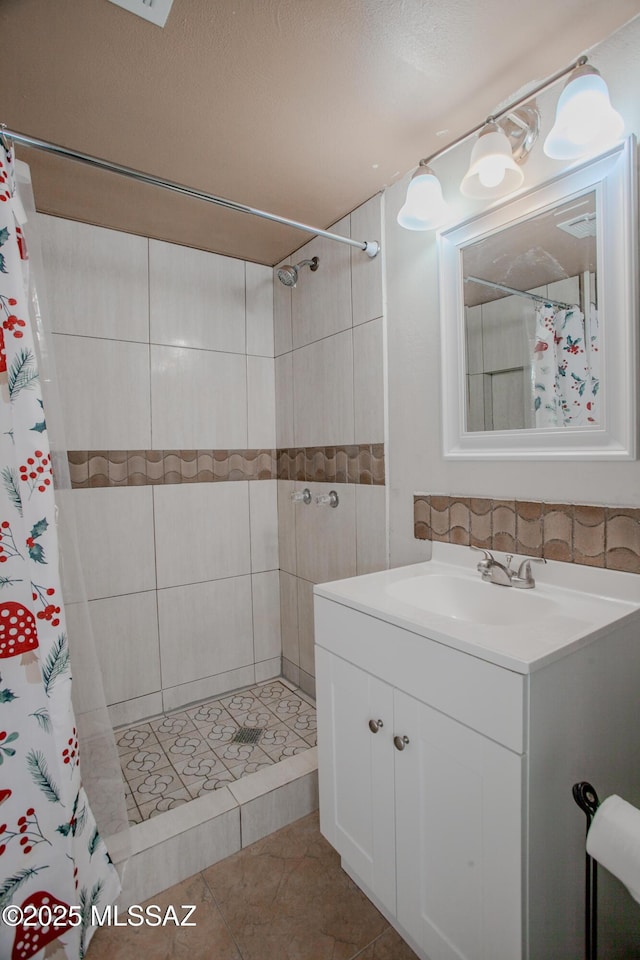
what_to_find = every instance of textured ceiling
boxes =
[1,0,639,265]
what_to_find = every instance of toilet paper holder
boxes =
[573,781,601,960]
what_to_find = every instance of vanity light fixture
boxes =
[398,55,623,231]
[543,63,624,159]
[396,161,449,230]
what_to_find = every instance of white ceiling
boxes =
[1,0,638,265]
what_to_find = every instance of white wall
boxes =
[385,16,640,567]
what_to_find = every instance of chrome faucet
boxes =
[471,546,546,589]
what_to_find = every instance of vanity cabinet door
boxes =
[394,689,524,960]
[316,646,396,916]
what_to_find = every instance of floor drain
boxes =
[232,727,263,744]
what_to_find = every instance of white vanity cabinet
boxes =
[315,599,524,960]
[314,557,640,960]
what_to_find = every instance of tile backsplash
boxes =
[414,494,640,574]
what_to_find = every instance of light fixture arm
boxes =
[419,55,588,169]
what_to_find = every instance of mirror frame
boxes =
[439,136,638,460]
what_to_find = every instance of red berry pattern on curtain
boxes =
[0,143,120,959]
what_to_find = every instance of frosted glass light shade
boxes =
[544,67,624,160]
[397,165,448,231]
[460,126,524,199]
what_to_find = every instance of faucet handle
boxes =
[470,544,495,574]
[516,556,546,579]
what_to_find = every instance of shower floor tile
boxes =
[118,679,316,824]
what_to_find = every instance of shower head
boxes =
[276,256,319,287]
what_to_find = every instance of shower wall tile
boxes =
[109,693,164,730]
[246,262,275,357]
[573,504,606,567]
[275,353,295,448]
[150,344,247,449]
[87,591,161,705]
[39,215,149,342]
[292,329,354,446]
[273,259,293,356]
[356,484,387,575]
[157,577,254,688]
[291,215,352,349]
[295,482,357,584]
[153,482,251,588]
[353,316,384,443]
[251,571,282,663]
[53,334,151,449]
[149,240,245,353]
[255,658,282,683]
[247,355,276,448]
[72,487,156,599]
[279,572,299,669]
[543,503,574,562]
[162,666,256,716]
[249,479,279,572]
[350,194,383,327]
[297,577,315,678]
[277,480,297,575]
[605,507,640,573]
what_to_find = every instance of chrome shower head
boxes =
[276,256,319,287]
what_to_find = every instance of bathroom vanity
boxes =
[314,544,640,960]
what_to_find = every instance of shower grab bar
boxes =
[0,125,380,259]
[573,781,601,960]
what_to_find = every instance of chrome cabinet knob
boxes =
[393,735,410,751]
[368,718,384,733]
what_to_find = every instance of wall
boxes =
[40,215,280,727]
[384,17,640,568]
[275,195,387,697]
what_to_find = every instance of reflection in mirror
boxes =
[462,191,598,432]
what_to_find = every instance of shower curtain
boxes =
[532,301,599,427]
[0,143,120,958]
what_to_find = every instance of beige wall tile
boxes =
[293,330,354,446]
[246,261,274,357]
[157,577,254,687]
[247,355,276,448]
[54,335,151,449]
[249,479,279,572]
[280,571,299,668]
[150,240,245,353]
[275,353,295,448]
[153,482,251,588]
[356,484,387,574]
[353,316,384,443]
[39,215,149,342]
[351,194,383,327]
[252,571,282,663]
[273,260,293,356]
[295,482,357,584]
[291,216,352,349]
[151,345,247,449]
[297,577,315,677]
[277,480,298,575]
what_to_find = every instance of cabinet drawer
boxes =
[315,596,525,753]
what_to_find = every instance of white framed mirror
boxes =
[439,137,638,460]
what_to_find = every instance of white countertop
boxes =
[313,543,640,673]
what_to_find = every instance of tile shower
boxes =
[38,193,386,896]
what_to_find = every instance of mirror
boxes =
[439,137,637,460]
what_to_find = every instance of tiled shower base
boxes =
[116,679,317,823]
[108,679,319,907]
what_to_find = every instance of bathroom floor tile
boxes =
[116,677,315,823]
[202,811,390,960]
[120,743,171,781]
[87,872,244,960]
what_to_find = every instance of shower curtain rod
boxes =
[465,275,574,311]
[0,126,380,260]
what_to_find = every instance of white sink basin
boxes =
[386,573,557,625]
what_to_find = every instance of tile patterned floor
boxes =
[116,680,317,823]
[87,811,420,960]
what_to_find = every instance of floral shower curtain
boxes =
[532,300,600,427]
[0,143,119,958]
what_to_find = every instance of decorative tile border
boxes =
[414,494,640,574]
[277,445,385,485]
[68,445,385,489]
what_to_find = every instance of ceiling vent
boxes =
[555,212,597,239]
[107,0,174,28]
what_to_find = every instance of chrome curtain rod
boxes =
[465,275,575,311]
[0,126,380,259]
[421,55,588,167]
